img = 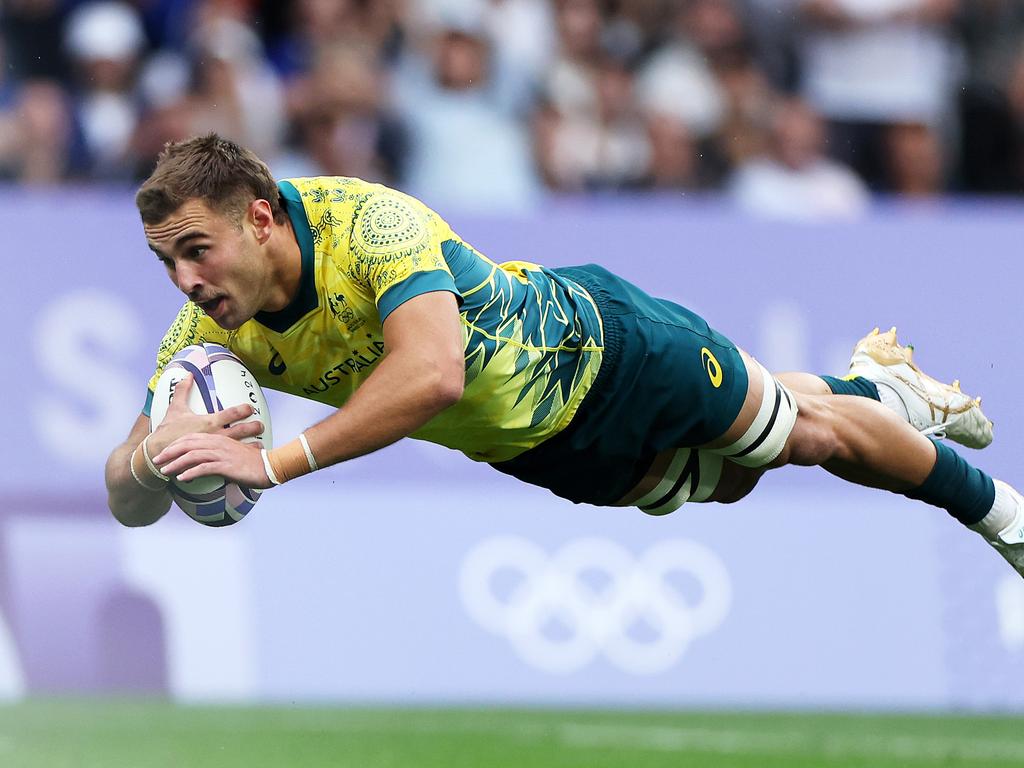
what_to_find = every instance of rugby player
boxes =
[105,134,1024,578]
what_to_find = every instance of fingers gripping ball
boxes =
[150,344,273,527]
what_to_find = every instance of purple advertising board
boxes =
[2,189,1023,706]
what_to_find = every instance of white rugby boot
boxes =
[983,481,1024,579]
[847,327,994,449]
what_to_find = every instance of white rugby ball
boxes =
[149,343,273,527]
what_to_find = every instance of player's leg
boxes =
[702,326,997,504]
[710,350,1024,577]
[626,367,886,511]
[622,332,995,512]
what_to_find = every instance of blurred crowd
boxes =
[4,0,1024,216]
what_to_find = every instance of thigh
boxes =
[701,349,764,449]
[701,349,800,469]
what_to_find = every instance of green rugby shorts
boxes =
[490,264,748,506]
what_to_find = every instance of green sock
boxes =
[820,375,880,400]
[905,440,995,526]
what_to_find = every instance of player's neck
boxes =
[262,216,303,312]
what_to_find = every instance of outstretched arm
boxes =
[155,290,465,486]
[304,290,465,466]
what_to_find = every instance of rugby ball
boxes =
[149,343,273,527]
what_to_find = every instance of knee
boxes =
[708,461,763,504]
[716,473,761,504]
[771,397,840,468]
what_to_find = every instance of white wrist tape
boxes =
[298,432,319,472]
[141,435,170,481]
[261,448,282,486]
[129,444,167,492]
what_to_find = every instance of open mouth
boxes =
[198,296,225,316]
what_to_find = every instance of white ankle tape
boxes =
[972,479,1019,539]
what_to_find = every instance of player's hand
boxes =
[148,373,263,455]
[152,432,273,489]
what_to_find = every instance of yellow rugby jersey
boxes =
[145,177,604,462]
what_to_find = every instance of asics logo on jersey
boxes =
[701,347,723,388]
[269,351,287,376]
[458,536,731,675]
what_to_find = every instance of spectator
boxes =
[955,1,1024,192]
[635,2,725,142]
[536,0,654,191]
[184,12,286,163]
[0,0,1018,204]
[885,120,945,197]
[264,0,407,78]
[729,96,869,219]
[64,2,148,180]
[266,0,366,79]
[604,0,676,57]
[13,80,73,184]
[481,0,556,114]
[537,52,651,191]
[0,39,22,178]
[645,112,701,189]
[542,0,605,120]
[0,34,72,184]
[795,0,962,192]
[484,0,557,85]
[274,41,406,183]
[638,0,770,187]
[687,0,751,68]
[708,43,776,182]
[394,4,542,211]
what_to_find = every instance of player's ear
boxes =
[249,199,274,244]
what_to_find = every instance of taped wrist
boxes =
[141,435,169,481]
[130,440,169,492]
[266,432,319,485]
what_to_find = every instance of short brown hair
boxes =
[136,134,286,226]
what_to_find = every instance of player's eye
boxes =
[191,246,208,259]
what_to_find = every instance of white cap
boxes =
[66,1,146,61]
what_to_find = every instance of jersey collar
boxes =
[254,180,318,333]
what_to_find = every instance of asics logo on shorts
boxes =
[458,536,732,675]
[701,347,723,388]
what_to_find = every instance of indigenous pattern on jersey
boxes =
[146,177,604,462]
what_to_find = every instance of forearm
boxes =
[105,439,172,527]
[301,350,462,469]
[160,292,467,489]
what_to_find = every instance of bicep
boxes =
[382,291,463,357]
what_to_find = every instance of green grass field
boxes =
[3,700,1024,768]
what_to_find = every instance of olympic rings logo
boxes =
[458,537,732,675]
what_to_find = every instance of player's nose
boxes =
[174,262,203,296]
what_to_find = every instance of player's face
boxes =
[144,199,272,330]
